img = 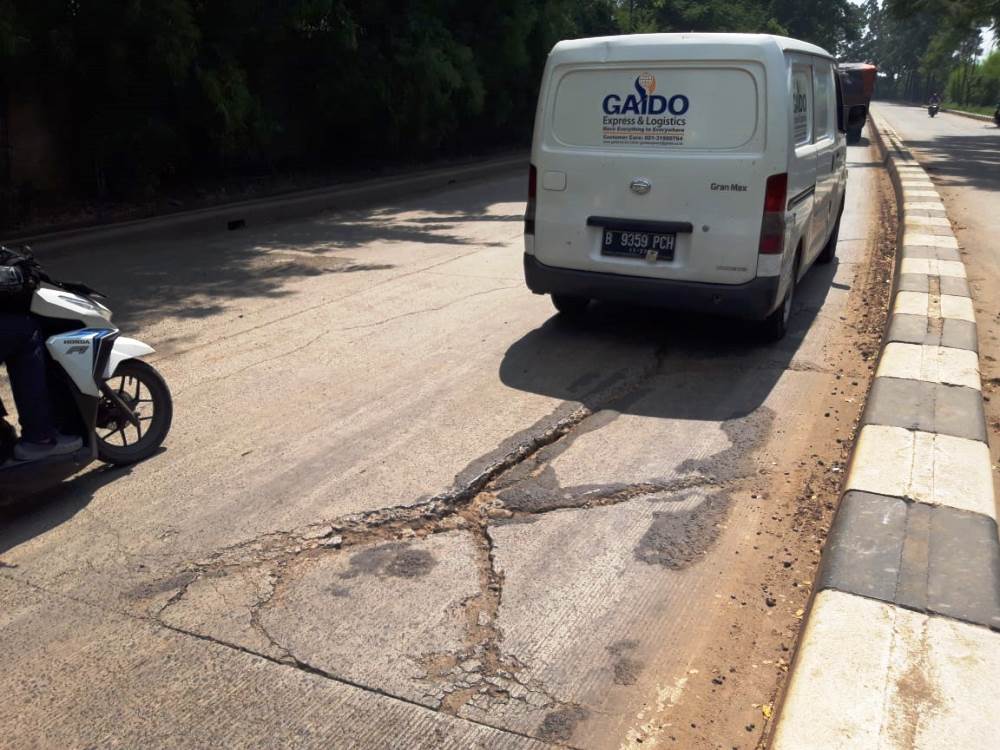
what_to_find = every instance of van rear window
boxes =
[551,66,759,150]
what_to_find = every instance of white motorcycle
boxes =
[0,277,172,501]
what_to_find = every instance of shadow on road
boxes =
[908,135,1000,192]
[501,260,838,422]
[0,462,138,555]
[33,174,525,332]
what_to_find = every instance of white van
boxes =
[523,33,848,339]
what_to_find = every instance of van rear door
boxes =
[533,62,768,286]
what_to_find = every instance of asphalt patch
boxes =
[634,491,730,569]
[677,406,775,481]
[537,705,589,743]
[606,640,643,686]
[495,410,622,511]
[340,542,437,580]
[129,571,197,600]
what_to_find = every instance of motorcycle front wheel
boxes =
[96,359,173,465]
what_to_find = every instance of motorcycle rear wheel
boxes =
[96,360,173,465]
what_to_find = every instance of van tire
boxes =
[551,294,589,317]
[818,202,844,265]
[761,258,798,342]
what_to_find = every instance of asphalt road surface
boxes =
[1,137,891,749]
[875,103,1000,471]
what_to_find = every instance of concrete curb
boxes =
[770,117,1000,749]
[2,154,527,255]
[941,107,995,123]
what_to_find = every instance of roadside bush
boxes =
[945,51,1000,108]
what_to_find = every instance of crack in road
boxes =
[145,336,756,742]
[164,341,669,581]
[146,344,680,734]
[153,615,553,747]
[1,567,552,748]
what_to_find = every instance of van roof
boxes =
[550,33,834,64]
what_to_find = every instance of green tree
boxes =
[1,0,878,210]
[615,0,861,54]
[981,49,1000,103]
[886,0,1000,31]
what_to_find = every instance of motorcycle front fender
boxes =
[103,337,155,379]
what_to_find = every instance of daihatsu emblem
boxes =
[630,178,652,195]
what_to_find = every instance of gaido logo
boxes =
[602,73,690,116]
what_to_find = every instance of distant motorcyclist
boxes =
[928,93,941,118]
[0,246,82,460]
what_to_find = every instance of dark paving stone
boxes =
[940,275,972,298]
[863,377,987,443]
[819,492,1000,630]
[886,314,979,352]
[898,273,929,293]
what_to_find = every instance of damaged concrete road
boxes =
[0,141,893,749]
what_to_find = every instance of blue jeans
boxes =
[0,313,55,442]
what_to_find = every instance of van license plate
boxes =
[601,229,675,261]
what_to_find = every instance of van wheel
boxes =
[551,294,589,317]
[762,259,798,342]
[818,203,844,265]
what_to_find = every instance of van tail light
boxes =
[525,164,537,235]
[758,173,788,255]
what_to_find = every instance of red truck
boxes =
[838,63,877,144]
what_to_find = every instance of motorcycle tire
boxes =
[97,359,173,466]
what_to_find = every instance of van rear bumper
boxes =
[524,255,781,320]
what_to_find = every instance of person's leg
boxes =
[0,312,56,443]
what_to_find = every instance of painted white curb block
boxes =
[903,215,952,229]
[772,590,1000,750]
[847,425,995,519]
[893,291,976,322]
[899,258,966,278]
[904,202,947,212]
[902,232,959,249]
[940,294,977,322]
[876,343,981,390]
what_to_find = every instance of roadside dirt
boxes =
[617,170,897,750]
[952,221,1000,482]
